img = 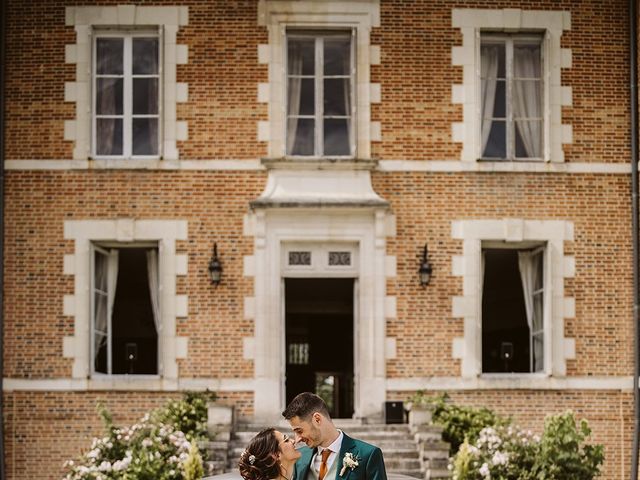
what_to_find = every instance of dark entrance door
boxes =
[285,278,354,418]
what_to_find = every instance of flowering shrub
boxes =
[63,392,212,480]
[427,393,511,455]
[451,411,604,480]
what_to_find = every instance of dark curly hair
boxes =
[238,428,282,480]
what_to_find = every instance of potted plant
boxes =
[406,389,433,427]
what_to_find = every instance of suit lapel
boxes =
[295,447,315,480]
[334,433,357,480]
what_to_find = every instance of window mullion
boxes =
[350,28,356,156]
[316,37,323,157]
[124,35,132,158]
[106,249,114,375]
[506,37,514,160]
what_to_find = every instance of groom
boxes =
[282,392,387,480]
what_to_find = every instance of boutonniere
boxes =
[340,452,359,476]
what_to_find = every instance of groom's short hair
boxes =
[282,392,330,420]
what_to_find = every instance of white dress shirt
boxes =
[312,430,344,475]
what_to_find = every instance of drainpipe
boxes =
[0,0,6,479]
[631,0,639,478]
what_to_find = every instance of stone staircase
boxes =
[203,420,450,480]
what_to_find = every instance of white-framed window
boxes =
[91,243,160,375]
[482,245,545,373]
[480,34,544,161]
[451,8,571,163]
[65,5,189,162]
[93,31,161,159]
[451,219,576,380]
[258,0,380,161]
[286,31,355,158]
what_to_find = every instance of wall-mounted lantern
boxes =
[208,242,223,285]
[418,243,433,287]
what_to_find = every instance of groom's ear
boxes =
[311,412,323,424]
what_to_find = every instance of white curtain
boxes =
[146,249,160,334]
[513,46,542,157]
[96,80,118,155]
[107,249,119,319]
[287,46,303,154]
[93,251,109,365]
[517,251,535,332]
[480,46,499,155]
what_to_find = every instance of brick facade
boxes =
[2,1,636,479]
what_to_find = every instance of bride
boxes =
[239,428,301,480]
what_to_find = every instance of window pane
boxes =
[324,79,350,116]
[513,80,542,120]
[96,78,123,115]
[96,38,123,75]
[288,38,315,76]
[533,334,544,372]
[535,252,543,289]
[324,118,350,156]
[132,38,159,75]
[514,43,541,79]
[94,289,108,374]
[288,78,314,116]
[532,294,544,332]
[94,332,108,374]
[96,119,123,155]
[94,252,108,292]
[482,79,506,119]
[324,37,350,75]
[133,78,159,115]
[480,42,505,78]
[132,118,159,156]
[515,120,543,158]
[482,120,506,158]
[288,118,315,155]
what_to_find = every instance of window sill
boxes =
[262,157,378,171]
[87,375,166,390]
[477,158,546,163]
[87,158,179,170]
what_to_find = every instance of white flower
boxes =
[339,453,360,476]
[141,438,153,448]
[86,449,100,459]
[98,461,112,472]
[479,462,491,478]
[491,451,509,466]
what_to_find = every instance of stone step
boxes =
[391,469,424,478]
[227,445,419,459]
[228,439,419,452]
[425,458,449,470]
[426,468,451,479]
[418,439,450,453]
[383,458,422,470]
[234,422,412,432]
[230,431,415,442]
[224,422,450,479]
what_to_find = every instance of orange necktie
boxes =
[318,449,332,480]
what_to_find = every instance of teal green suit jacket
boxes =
[293,433,387,480]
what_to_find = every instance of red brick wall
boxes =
[4,170,264,378]
[4,0,631,162]
[373,171,633,378]
[2,391,253,480]
[387,390,634,480]
[2,0,636,479]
